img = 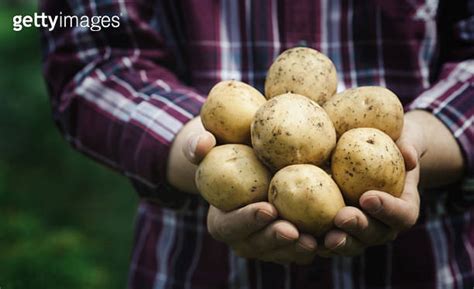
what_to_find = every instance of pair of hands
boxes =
[183,117,425,264]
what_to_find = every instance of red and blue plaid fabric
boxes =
[40,1,474,288]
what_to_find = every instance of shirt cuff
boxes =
[407,61,474,178]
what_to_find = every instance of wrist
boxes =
[404,109,465,187]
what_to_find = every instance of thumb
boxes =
[207,202,278,242]
[183,131,216,165]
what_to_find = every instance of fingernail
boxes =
[188,135,201,159]
[340,217,357,230]
[362,196,382,214]
[276,233,296,241]
[331,237,346,250]
[256,210,275,225]
[296,236,316,252]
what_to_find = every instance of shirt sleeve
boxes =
[407,1,474,179]
[40,0,205,208]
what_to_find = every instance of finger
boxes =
[359,166,420,230]
[233,224,315,258]
[334,206,396,245]
[297,234,318,252]
[235,220,300,255]
[207,202,277,242]
[259,240,317,265]
[325,230,365,256]
[183,131,216,164]
[247,220,300,245]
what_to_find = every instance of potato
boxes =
[269,164,345,237]
[251,93,336,170]
[195,144,271,212]
[201,80,266,144]
[331,128,405,206]
[323,86,404,140]
[264,47,338,105]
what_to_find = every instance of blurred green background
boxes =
[0,1,138,288]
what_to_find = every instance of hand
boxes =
[207,203,317,265]
[167,117,216,194]
[321,117,427,256]
[184,121,318,265]
[181,117,217,165]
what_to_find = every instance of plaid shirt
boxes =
[40,0,474,288]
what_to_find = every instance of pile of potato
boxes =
[196,47,405,237]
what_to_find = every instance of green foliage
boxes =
[0,2,138,288]
[0,212,108,289]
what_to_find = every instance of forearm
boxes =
[406,110,465,188]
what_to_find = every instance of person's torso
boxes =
[128,2,474,288]
[154,0,441,104]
